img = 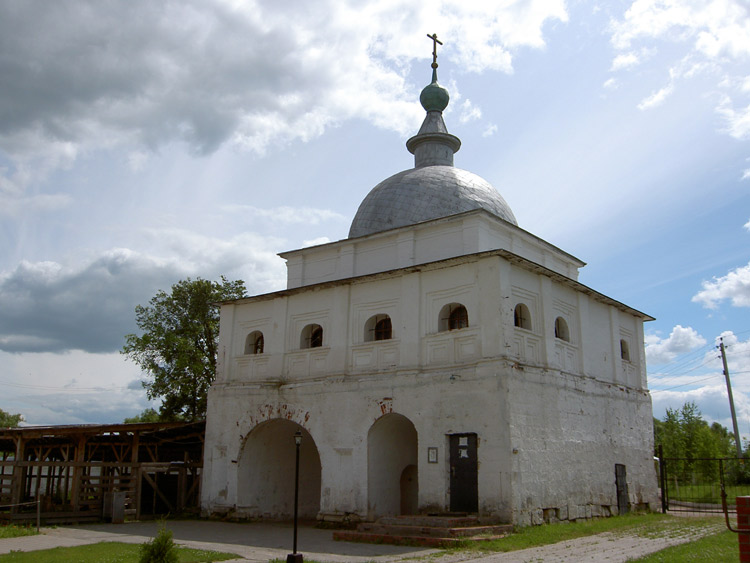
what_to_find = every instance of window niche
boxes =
[620,339,631,362]
[439,303,468,332]
[554,317,570,342]
[365,314,393,342]
[301,323,323,349]
[514,303,532,331]
[245,331,264,355]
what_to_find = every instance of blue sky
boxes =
[1,0,750,433]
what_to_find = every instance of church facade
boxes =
[200,59,658,526]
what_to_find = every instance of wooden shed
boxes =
[0,421,204,524]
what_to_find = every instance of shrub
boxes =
[139,524,179,563]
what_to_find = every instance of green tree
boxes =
[124,408,161,423]
[709,422,736,456]
[654,401,740,483]
[122,276,246,422]
[655,408,684,457]
[0,408,23,428]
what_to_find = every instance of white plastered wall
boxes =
[202,248,655,524]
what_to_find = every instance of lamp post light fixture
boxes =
[287,429,303,563]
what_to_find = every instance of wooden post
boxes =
[131,431,140,519]
[135,466,142,521]
[10,435,24,517]
[738,496,750,562]
[71,435,86,513]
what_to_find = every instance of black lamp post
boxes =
[287,429,303,563]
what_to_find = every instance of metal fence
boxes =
[658,454,750,515]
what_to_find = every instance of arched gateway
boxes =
[237,419,321,519]
[367,413,418,518]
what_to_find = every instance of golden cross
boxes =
[427,33,443,68]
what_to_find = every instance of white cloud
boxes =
[693,262,750,309]
[459,100,482,124]
[650,331,750,435]
[0,193,72,216]
[432,1,568,73]
[0,0,569,199]
[127,150,150,172]
[221,205,347,226]
[482,124,498,137]
[716,97,750,140]
[603,78,619,90]
[646,325,707,364]
[651,383,750,431]
[611,0,750,57]
[0,350,149,425]
[0,231,285,354]
[611,52,640,71]
[610,0,750,144]
[714,331,750,374]
[638,84,674,110]
[302,237,332,248]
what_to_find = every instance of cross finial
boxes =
[426,33,443,69]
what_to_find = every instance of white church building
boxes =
[201,56,658,526]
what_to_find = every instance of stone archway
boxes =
[367,413,418,518]
[237,419,321,519]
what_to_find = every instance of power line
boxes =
[650,374,723,393]
[646,327,750,382]
[651,342,717,376]
[649,366,750,393]
[648,355,720,389]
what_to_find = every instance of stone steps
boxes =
[377,515,485,527]
[357,522,511,537]
[332,514,512,548]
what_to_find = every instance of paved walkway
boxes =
[0,518,727,562]
[0,520,438,562]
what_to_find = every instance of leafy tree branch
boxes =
[122,276,246,422]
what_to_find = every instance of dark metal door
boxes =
[449,433,478,513]
[615,464,629,514]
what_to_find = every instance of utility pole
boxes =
[720,337,743,458]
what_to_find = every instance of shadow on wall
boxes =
[368,413,418,519]
[237,419,321,518]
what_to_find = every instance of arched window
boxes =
[554,317,570,342]
[514,303,532,330]
[365,314,392,342]
[301,324,323,349]
[620,339,630,362]
[245,331,264,354]
[439,303,468,332]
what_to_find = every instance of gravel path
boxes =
[430,520,726,563]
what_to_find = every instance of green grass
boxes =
[0,524,37,539]
[443,513,724,554]
[629,529,738,562]
[0,541,237,562]
[668,483,750,503]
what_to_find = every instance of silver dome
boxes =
[349,165,517,238]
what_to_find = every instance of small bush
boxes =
[139,524,179,563]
